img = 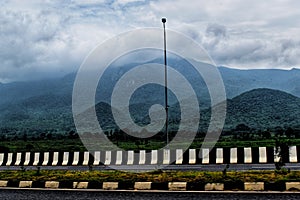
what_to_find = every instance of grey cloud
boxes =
[206,23,227,38]
[1,0,300,82]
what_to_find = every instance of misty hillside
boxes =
[1,88,300,137]
[0,58,300,136]
[219,67,300,98]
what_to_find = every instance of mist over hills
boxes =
[0,58,300,136]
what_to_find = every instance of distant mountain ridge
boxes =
[0,58,300,136]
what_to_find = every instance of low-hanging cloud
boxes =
[1,0,300,82]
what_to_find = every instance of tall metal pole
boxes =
[162,18,169,145]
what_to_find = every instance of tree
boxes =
[235,124,250,131]
[274,136,289,171]
[262,130,271,139]
[46,133,53,140]
[23,133,28,142]
[68,130,79,139]
[275,126,284,137]
[285,127,294,138]
[40,132,46,140]
[26,144,34,151]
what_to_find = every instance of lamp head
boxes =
[162,18,166,23]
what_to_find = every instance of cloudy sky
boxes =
[1,0,300,82]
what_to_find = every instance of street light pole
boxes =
[162,18,169,145]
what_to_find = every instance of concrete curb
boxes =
[205,183,224,191]
[168,182,187,191]
[0,180,300,191]
[244,182,264,191]
[134,182,152,190]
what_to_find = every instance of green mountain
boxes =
[1,87,300,138]
[0,55,300,138]
[223,88,300,130]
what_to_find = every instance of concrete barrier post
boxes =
[19,181,32,188]
[15,153,22,166]
[286,182,300,191]
[244,147,252,163]
[289,146,298,163]
[0,153,4,166]
[0,181,8,187]
[216,148,223,164]
[259,147,267,163]
[205,183,224,191]
[33,152,40,166]
[230,148,237,164]
[202,148,209,164]
[83,152,90,166]
[139,150,146,165]
[189,149,196,164]
[72,152,80,166]
[127,151,134,165]
[134,182,152,190]
[168,182,187,191]
[104,151,111,165]
[176,149,183,164]
[151,150,158,165]
[24,152,31,166]
[6,153,13,166]
[42,152,49,166]
[163,149,170,165]
[93,151,100,165]
[73,182,88,189]
[115,151,122,165]
[103,182,118,190]
[62,152,69,166]
[52,152,59,166]
[45,181,59,189]
[244,182,264,191]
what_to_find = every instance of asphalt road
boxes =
[1,163,300,171]
[1,189,300,200]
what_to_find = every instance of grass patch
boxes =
[0,170,300,184]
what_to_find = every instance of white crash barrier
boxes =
[93,151,100,165]
[127,151,134,165]
[163,149,170,165]
[104,151,111,165]
[202,148,209,164]
[139,150,146,165]
[151,150,158,165]
[82,152,89,166]
[259,147,267,163]
[72,152,80,166]
[244,147,252,163]
[52,152,59,166]
[189,149,196,164]
[230,148,237,164]
[2,146,300,167]
[216,148,223,164]
[42,152,49,166]
[6,153,13,166]
[176,149,183,164]
[115,151,122,165]
[15,153,22,166]
[33,152,40,166]
[62,152,69,166]
[24,152,30,166]
[289,146,297,163]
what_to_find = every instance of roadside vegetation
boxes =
[0,125,300,152]
[0,169,300,184]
